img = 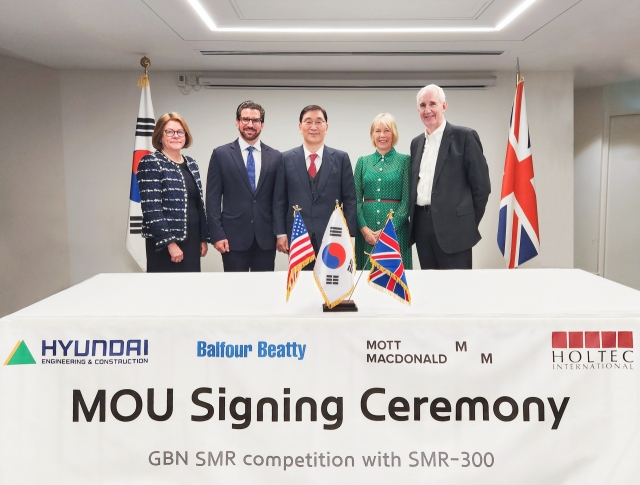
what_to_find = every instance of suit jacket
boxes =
[138,151,210,249]
[273,145,357,241]
[206,139,281,251]
[409,122,491,254]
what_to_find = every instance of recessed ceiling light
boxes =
[187,0,538,33]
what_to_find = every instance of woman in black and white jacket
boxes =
[138,112,210,272]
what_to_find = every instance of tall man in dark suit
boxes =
[273,105,356,268]
[409,85,491,269]
[206,100,281,271]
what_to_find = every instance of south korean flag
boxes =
[314,205,355,308]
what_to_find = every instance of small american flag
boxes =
[286,208,315,301]
[368,214,411,304]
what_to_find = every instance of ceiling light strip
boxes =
[495,0,538,30]
[187,0,216,30]
[187,0,538,33]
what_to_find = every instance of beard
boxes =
[239,126,260,142]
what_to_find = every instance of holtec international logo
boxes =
[4,340,36,366]
[551,331,634,370]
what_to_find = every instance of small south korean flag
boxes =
[314,204,355,308]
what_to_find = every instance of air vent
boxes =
[199,50,504,57]
[196,72,497,90]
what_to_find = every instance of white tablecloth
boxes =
[1,269,638,485]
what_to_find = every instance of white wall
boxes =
[574,80,640,276]
[0,55,71,317]
[0,62,576,314]
[59,70,574,283]
[574,87,604,273]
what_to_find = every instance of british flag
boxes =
[368,216,411,304]
[497,77,540,268]
[286,208,315,301]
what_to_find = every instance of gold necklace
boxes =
[162,150,183,164]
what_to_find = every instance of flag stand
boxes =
[322,300,358,312]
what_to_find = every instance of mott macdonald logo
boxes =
[4,340,150,366]
[551,331,634,370]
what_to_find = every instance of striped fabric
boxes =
[137,151,209,249]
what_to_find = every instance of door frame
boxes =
[598,108,640,277]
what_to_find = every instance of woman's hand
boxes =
[200,242,208,257]
[167,242,184,263]
[361,227,380,246]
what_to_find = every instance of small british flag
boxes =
[368,213,411,304]
[286,207,315,301]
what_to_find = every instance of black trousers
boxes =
[302,234,320,271]
[221,237,276,272]
[413,205,472,270]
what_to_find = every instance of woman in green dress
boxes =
[354,113,412,270]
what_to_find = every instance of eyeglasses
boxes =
[302,120,326,126]
[239,117,263,125]
[164,130,186,137]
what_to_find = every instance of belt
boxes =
[415,204,431,212]
[364,199,400,203]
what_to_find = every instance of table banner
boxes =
[1,317,638,484]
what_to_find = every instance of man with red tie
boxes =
[273,105,356,268]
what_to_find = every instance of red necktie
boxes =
[308,153,318,178]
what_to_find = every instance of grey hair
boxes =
[416,84,446,104]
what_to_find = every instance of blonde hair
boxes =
[152,112,193,150]
[370,113,399,148]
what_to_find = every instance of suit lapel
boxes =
[294,146,314,201]
[231,139,253,192]
[315,146,333,200]
[432,122,453,188]
[254,143,268,195]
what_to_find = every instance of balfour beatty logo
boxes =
[551,331,634,370]
[197,341,307,360]
[4,340,36,366]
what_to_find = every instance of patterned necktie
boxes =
[308,153,318,179]
[247,145,256,191]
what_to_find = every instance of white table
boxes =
[1,269,638,485]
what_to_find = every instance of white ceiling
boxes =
[0,0,638,87]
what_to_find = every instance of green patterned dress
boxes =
[354,148,412,270]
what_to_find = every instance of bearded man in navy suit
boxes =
[206,100,281,271]
[273,105,356,268]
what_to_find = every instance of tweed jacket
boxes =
[137,150,210,250]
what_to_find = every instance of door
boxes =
[604,113,640,289]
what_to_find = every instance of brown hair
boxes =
[151,112,193,150]
[236,100,265,122]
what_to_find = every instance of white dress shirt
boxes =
[238,137,262,188]
[416,120,447,206]
[303,144,325,172]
